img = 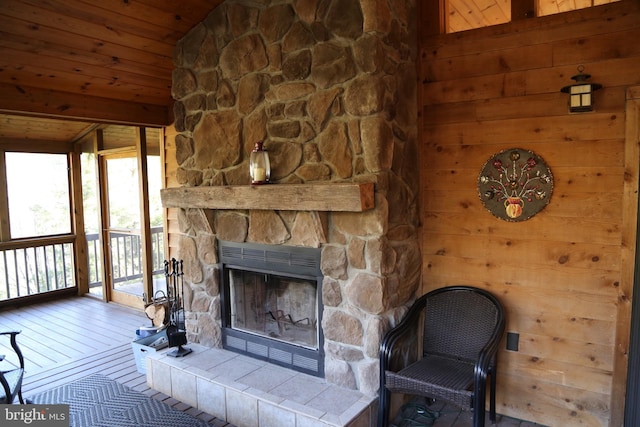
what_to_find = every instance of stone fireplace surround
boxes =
[158,1,420,424]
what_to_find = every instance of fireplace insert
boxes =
[219,241,324,377]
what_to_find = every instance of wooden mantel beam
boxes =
[161,182,375,212]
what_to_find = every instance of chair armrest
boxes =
[380,293,428,374]
[0,331,24,369]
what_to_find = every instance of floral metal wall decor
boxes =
[478,148,553,222]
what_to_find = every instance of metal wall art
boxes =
[478,148,553,222]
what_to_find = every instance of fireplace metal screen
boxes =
[219,241,324,377]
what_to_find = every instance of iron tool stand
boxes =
[164,258,192,357]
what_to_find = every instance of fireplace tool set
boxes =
[164,258,192,357]
[142,258,191,357]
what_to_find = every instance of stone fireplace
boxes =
[164,0,420,398]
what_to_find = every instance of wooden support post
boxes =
[0,150,9,241]
[70,149,89,295]
[512,0,536,21]
[95,129,110,302]
[136,128,154,302]
[419,0,445,36]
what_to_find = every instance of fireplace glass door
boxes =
[219,240,324,376]
[228,268,318,350]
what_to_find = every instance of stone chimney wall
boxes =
[171,0,419,396]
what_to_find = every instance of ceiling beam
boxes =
[512,0,536,20]
[0,138,75,153]
[0,83,170,127]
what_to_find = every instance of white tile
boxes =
[296,414,335,427]
[187,347,237,371]
[151,359,172,395]
[171,367,197,407]
[211,356,263,381]
[147,346,377,427]
[145,357,154,388]
[259,401,296,427]
[344,408,371,427]
[159,351,192,370]
[227,387,259,427]
[214,374,250,393]
[306,385,363,416]
[239,364,296,393]
[245,387,285,405]
[270,374,329,404]
[185,365,214,379]
[339,398,375,425]
[280,399,326,419]
[197,377,226,420]
[319,412,341,426]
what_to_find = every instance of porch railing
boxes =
[88,227,165,289]
[0,227,164,302]
[0,237,75,301]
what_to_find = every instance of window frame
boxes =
[3,151,74,240]
[442,0,623,34]
[0,144,83,306]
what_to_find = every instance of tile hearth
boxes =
[146,344,376,427]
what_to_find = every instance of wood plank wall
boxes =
[418,1,640,426]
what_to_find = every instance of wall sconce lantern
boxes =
[250,141,270,185]
[560,65,602,113]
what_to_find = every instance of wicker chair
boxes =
[378,286,505,427]
[0,331,25,404]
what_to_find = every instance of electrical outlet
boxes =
[506,332,519,351]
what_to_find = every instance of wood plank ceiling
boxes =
[0,0,224,149]
[0,0,620,150]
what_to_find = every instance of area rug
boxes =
[28,374,209,427]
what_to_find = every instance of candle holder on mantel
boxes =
[250,141,270,185]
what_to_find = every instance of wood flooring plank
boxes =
[45,297,147,330]
[25,346,135,389]
[0,295,236,426]
[5,305,115,352]
[25,343,131,380]
[1,296,147,374]
[1,312,92,361]
[24,343,130,381]
[14,303,129,347]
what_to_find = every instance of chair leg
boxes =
[489,368,497,423]
[473,387,486,427]
[378,387,390,427]
[18,389,24,404]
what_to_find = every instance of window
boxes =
[537,0,620,17]
[446,0,510,34]
[6,152,71,239]
[1,152,75,301]
[445,0,622,33]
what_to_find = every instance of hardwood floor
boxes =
[0,295,236,427]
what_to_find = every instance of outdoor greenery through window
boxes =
[6,152,71,238]
[81,153,165,299]
[106,157,164,230]
[105,156,165,297]
[1,152,75,300]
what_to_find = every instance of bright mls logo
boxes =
[1,405,69,426]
